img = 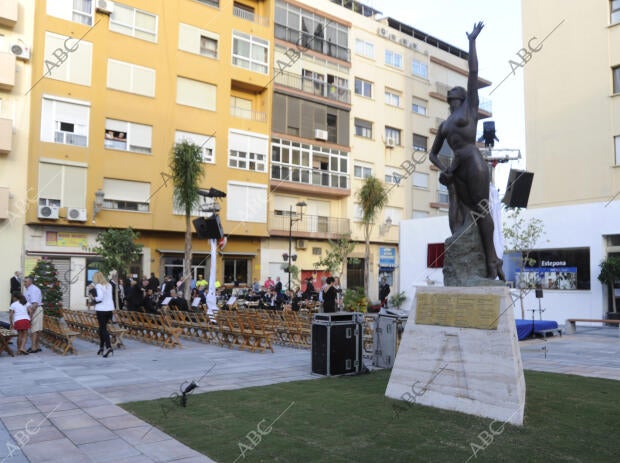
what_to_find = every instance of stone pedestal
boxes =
[385,286,525,426]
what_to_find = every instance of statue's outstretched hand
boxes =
[466,21,484,41]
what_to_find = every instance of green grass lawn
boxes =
[122,370,620,462]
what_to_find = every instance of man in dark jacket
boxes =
[379,278,391,307]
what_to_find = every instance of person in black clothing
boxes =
[379,278,391,308]
[322,277,338,313]
[169,289,189,311]
[125,279,143,311]
[303,278,315,300]
[158,275,175,305]
[274,277,283,294]
[143,288,158,314]
[10,271,21,303]
[148,272,160,291]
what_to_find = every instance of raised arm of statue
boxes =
[466,21,483,111]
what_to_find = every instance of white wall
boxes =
[399,200,620,322]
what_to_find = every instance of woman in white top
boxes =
[9,292,31,355]
[92,271,115,357]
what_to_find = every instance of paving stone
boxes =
[50,411,99,431]
[20,437,90,463]
[134,439,202,463]
[9,425,64,445]
[78,437,142,462]
[1,412,49,431]
[64,425,118,445]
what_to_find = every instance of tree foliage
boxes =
[30,258,63,317]
[356,176,388,296]
[314,235,356,276]
[502,207,545,318]
[93,227,143,277]
[170,140,205,303]
[598,256,620,313]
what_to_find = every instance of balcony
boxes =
[269,211,350,239]
[0,117,12,154]
[230,106,267,122]
[233,4,269,26]
[54,131,88,147]
[274,70,351,105]
[0,52,16,90]
[0,0,17,28]
[270,162,350,197]
[274,24,350,62]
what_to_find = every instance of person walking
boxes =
[23,276,42,353]
[92,272,115,357]
[9,292,31,355]
[379,277,391,308]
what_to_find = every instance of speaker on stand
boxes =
[502,169,534,208]
[192,215,224,239]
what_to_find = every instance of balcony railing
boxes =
[54,131,87,147]
[233,5,269,26]
[270,211,350,236]
[274,70,350,104]
[271,162,349,190]
[274,24,350,62]
[230,106,267,122]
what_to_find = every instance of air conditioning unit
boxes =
[389,33,397,42]
[296,239,306,249]
[38,205,59,220]
[400,38,410,47]
[96,0,115,14]
[410,42,418,50]
[67,207,87,222]
[10,42,31,61]
[385,137,396,148]
[377,27,388,37]
[314,129,328,141]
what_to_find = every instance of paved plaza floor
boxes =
[1,323,619,462]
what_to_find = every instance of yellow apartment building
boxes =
[23,0,274,309]
[0,0,34,307]
[261,0,491,301]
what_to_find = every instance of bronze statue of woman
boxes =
[429,22,505,281]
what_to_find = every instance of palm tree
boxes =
[356,176,388,296]
[170,140,205,304]
[598,256,620,313]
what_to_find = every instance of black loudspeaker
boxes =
[502,169,534,208]
[192,215,223,239]
[311,313,362,376]
[535,285,544,299]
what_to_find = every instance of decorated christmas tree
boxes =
[30,258,63,317]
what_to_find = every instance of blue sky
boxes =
[375,0,526,187]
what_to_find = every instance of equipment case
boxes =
[311,312,363,376]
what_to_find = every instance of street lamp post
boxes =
[285,201,307,291]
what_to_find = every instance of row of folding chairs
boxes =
[163,308,275,353]
[160,309,218,345]
[114,310,182,349]
[254,309,313,349]
[40,315,79,355]
[62,309,126,349]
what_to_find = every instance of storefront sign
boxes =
[46,231,88,248]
